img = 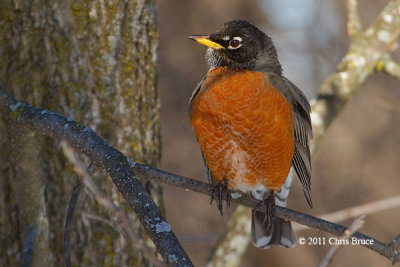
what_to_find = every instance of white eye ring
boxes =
[228,36,242,50]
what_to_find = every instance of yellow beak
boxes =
[188,35,225,50]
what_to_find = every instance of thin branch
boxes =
[64,181,83,267]
[0,87,192,267]
[205,206,251,267]
[346,0,362,38]
[389,235,400,253]
[383,58,400,79]
[64,163,97,266]
[373,94,400,113]
[132,162,400,263]
[61,143,164,267]
[183,194,400,242]
[318,215,366,267]
[1,87,399,264]
[22,226,37,267]
[311,0,400,152]
[82,212,124,232]
[293,195,400,232]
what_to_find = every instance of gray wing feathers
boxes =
[293,144,312,207]
[188,75,206,115]
[270,75,313,208]
[200,148,216,185]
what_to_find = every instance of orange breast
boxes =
[190,67,294,191]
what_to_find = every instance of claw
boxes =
[210,180,230,216]
[252,192,276,231]
[263,192,276,226]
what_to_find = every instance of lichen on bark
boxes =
[0,0,160,265]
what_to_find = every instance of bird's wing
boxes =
[188,75,207,115]
[269,74,313,208]
[188,75,216,184]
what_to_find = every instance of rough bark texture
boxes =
[0,0,161,266]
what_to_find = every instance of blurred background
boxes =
[156,0,400,266]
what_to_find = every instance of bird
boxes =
[188,20,312,249]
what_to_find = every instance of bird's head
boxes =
[189,20,282,74]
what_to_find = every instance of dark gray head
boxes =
[189,20,282,74]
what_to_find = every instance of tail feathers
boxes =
[251,210,295,249]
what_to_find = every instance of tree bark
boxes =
[0,0,160,266]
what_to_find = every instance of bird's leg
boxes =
[252,192,276,230]
[210,179,230,216]
[224,180,231,209]
[263,192,276,225]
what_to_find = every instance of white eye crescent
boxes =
[228,36,242,50]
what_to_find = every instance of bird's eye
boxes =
[228,37,242,50]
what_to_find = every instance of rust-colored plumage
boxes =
[190,67,294,191]
[188,20,312,249]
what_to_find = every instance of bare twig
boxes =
[311,0,400,152]
[64,163,97,267]
[81,211,141,244]
[389,235,400,250]
[373,94,400,113]
[293,195,400,232]
[346,0,362,38]
[383,58,400,79]
[64,181,83,267]
[22,226,37,267]
[81,212,123,232]
[61,143,164,267]
[318,215,366,267]
[205,206,251,267]
[389,235,400,264]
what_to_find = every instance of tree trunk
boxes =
[0,0,160,265]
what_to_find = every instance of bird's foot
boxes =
[264,192,276,225]
[210,180,230,216]
[252,192,276,230]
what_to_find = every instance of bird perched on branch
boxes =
[188,20,312,249]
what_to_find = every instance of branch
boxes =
[318,215,366,267]
[0,87,192,267]
[61,143,164,267]
[132,162,400,264]
[310,0,400,151]
[346,0,362,38]
[1,87,399,264]
[183,194,400,242]
[204,206,251,266]
[64,181,82,267]
[22,226,37,267]
[293,195,400,232]
[382,57,400,79]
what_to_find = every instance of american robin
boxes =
[188,20,312,249]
